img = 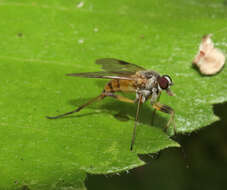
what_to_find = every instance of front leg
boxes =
[152,102,176,134]
[135,89,151,103]
[150,90,161,125]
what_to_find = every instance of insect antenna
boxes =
[46,94,104,119]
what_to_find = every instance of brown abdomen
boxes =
[104,79,136,93]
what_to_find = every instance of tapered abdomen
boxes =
[103,79,136,93]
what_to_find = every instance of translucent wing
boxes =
[66,71,135,80]
[96,58,145,74]
[67,58,145,80]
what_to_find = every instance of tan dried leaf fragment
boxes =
[193,34,225,75]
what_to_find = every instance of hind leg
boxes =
[46,86,136,120]
[47,92,135,119]
[104,92,135,103]
[47,93,106,119]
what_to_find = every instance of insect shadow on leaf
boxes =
[68,96,167,129]
[114,112,130,122]
[223,0,227,6]
[95,80,168,125]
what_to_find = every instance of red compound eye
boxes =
[158,76,169,89]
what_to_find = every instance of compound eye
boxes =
[158,76,169,89]
[158,75,173,89]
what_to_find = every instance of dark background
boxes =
[86,102,227,190]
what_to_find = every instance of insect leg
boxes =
[105,93,135,103]
[130,94,143,151]
[46,94,105,119]
[152,102,176,134]
[151,93,161,125]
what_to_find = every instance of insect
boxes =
[47,58,176,150]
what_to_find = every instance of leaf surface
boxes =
[0,0,226,189]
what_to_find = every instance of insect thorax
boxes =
[136,70,160,103]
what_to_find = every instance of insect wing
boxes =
[96,58,145,74]
[66,71,135,80]
[67,58,145,80]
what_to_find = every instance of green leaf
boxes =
[0,0,226,189]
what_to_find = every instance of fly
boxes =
[47,58,176,150]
